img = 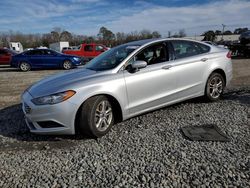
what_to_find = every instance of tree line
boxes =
[0,27,161,49]
[0,26,248,49]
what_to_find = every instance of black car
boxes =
[239,30,250,44]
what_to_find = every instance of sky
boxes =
[0,0,250,37]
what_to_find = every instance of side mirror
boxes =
[132,60,147,69]
[127,60,147,73]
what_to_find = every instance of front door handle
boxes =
[201,58,208,62]
[162,65,172,70]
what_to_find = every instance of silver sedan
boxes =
[22,38,232,137]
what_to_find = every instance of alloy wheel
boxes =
[63,61,72,70]
[20,62,30,71]
[209,76,223,99]
[94,100,113,132]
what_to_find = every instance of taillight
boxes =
[226,51,232,59]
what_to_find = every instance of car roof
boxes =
[123,38,212,49]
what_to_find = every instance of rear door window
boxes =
[171,40,210,59]
[25,50,43,55]
[44,50,56,55]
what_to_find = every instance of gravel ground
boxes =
[0,59,249,187]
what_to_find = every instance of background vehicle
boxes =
[49,42,69,52]
[239,30,250,44]
[22,38,232,137]
[62,47,73,51]
[0,48,17,65]
[11,49,82,71]
[9,42,23,52]
[227,31,250,57]
[62,43,108,61]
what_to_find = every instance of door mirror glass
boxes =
[132,60,147,69]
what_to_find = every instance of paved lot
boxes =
[0,59,249,187]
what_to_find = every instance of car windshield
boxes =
[85,44,140,71]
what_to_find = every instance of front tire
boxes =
[19,62,31,72]
[77,96,114,137]
[62,60,72,70]
[205,73,225,101]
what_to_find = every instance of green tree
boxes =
[223,30,232,35]
[152,31,161,38]
[178,29,186,38]
[202,30,216,41]
[50,31,60,42]
[98,27,115,42]
[233,27,248,34]
[215,30,222,35]
[60,31,72,41]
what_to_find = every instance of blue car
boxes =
[11,49,82,71]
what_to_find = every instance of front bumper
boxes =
[72,59,82,67]
[22,91,78,135]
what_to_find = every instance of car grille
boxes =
[23,103,31,114]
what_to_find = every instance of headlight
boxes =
[31,90,76,105]
[73,57,80,61]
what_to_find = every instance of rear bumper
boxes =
[225,60,233,87]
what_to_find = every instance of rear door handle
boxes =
[201,58,208,62]
[162,65,172,70]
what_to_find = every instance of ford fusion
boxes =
[11,49,82,71]
[22,38,232,137]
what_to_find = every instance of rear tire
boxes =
[205,73,225,102]
[62,60,72,70]
[19,62,31,72]
[77,96,114,137]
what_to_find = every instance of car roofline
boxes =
[112,38,211,73]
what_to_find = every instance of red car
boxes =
[62,43,108,61]
[0,48,17,65]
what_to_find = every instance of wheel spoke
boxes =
[217,81,222,88]
[211,89,215,97]
[96,118,102,128]
[101,101,106,112]
[214,89,218,97]
[105,107,112,114]
[103,118,109,127]
[217,88,222,94]
[95,111,101,117]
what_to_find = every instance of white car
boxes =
[22,38,232,137]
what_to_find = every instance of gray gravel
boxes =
[0,87,249,187]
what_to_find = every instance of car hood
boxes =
[28,68,101,98]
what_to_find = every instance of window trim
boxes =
[170,40,211,60]
[124,41,171,70]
